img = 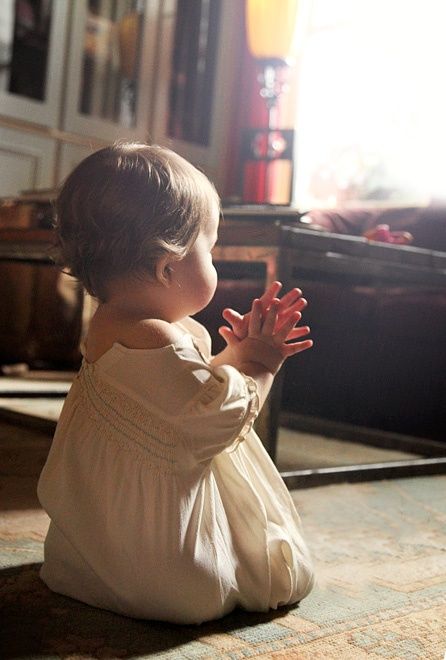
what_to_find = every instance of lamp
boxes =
[246,0,298,124]
[243,0,299,202]
[246,0,299,59]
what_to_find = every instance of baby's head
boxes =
[55,142,220,301]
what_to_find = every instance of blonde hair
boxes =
[55,142,219,300]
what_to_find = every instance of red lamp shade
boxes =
[245,0,299,62]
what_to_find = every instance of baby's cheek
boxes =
[209,264,218,292]
[200,265,217,305]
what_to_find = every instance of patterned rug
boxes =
[1,421,446,659]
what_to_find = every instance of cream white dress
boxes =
[38,317,314,624]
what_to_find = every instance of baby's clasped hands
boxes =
[220,281,309,343]
[229,297,313,375]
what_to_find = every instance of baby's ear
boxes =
[155,255,174,287]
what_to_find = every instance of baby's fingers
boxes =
[275,311,302,342]
[277,297,307,323]
[248,299,262,335]
[261,299,279,336]
[278,287,303,310]
[284,325,311,341]
[222,308,248,340]
[222,308,243,324]
[283,339,313,357]
[218,325,239,347]
[259,281,282,313]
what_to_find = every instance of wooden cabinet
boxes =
[150,0,242,192]
[0,0,240,197]
[0,1,69,127]
[57,142,96,185]
[0,0,166,195]
[0,126,56,196]
[63,0,160,142]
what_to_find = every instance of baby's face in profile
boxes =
[167,199,220,319]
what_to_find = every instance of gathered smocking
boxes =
[78,356,260,470]
[79,364,180,474]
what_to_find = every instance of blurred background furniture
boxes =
[280,205,446,445]
[1,196,446,485]
[0,0,242,199]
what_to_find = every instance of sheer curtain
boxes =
[293,0,446,209]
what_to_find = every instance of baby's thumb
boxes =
[218,325,239,346]
[222,308,243,324]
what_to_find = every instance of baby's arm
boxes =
[216,298,313,410]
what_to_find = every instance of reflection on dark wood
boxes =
[281,458,446,489]
[168,0,220,146]
[80,0,142,127]
[8,0,52,101]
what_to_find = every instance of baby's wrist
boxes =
[236,338,283,375]
[239,360,276,377]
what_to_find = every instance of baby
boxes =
[38,143,314,624]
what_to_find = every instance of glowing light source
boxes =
[245,0,299,63]
[242,1,299,203]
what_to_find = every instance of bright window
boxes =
[293,0,446,209]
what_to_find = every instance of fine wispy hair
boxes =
[54,142,219,300]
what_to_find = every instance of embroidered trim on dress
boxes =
[82,367,175,448]
[79,366,179,473]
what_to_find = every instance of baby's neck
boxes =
[103,276,177,322]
